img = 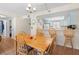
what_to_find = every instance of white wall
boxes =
[73,11,79,49]
[12,17,31,37]
[11,17,16,39]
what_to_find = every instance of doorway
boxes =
[0,19,12,38]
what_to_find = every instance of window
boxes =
[45,16,64,21]
[53,22,61,30]
[44,23,50,30]
[44,16,64,30]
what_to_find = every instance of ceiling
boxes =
[0,3,69,16]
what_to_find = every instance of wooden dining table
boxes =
[16,33,54,54]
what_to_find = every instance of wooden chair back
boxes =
[44,28,57,54]
[36,28,44,37]
[16,33,28,55]
[64,28,74,39]
[48,28,56,38]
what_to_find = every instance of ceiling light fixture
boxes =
[28,4,32,8]
[26,4,36,13]
[24,4,37,19]
[33,8,36,11]
[26,8,29,11]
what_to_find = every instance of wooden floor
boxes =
[0,38,79,55]
[0,38,16,55]
[53,45,79,55]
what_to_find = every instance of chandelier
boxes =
[23,4,37,18]
[26,4,36,13]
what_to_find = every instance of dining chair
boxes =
[27,49,40,55]
[49,28,56,38]
[44,38,56,55]
[16,33,35,55]
[45,28,57,54]
[36,28,44,36]
[34,28,57,55]
[16,34,28,55]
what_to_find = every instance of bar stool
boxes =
[64,28,75,53]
